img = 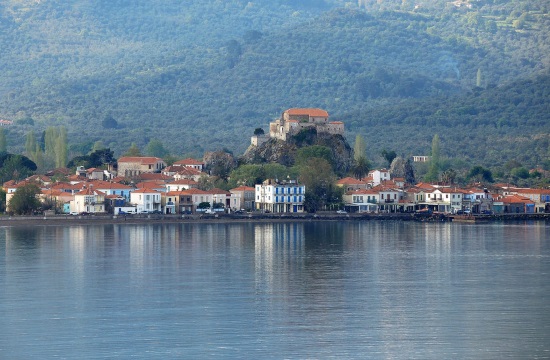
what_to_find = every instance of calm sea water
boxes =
[0,221,549,359]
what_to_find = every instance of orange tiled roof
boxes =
[137,173,171,181]
[286,108,329,117]
[500,194,534,204]
[230,186,255,192]
[75,188,105,196]
[131,188,161,194]
[337,177,366,185]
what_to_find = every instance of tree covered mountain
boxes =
[0,0,548,168]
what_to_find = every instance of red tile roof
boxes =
[337,177,366,185]
[131,188,161,194]
[286,108,329,117]
[230,186,255,192]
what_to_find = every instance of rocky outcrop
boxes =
[241,128,353,175]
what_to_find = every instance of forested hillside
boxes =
[0,0,548,168]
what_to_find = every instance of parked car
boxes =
[481,210,493,215]
[336,210,347,214]
[204,209,215,214]
[151,210,162,214]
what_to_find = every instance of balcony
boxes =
[384,199,394,203]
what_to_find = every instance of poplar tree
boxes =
[353,134,366,162]
[425,134,441,182]
[0,128,7,153]
[55,126,68,168]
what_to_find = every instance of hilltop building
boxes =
[268,108,344,142]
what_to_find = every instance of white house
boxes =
[376,185,402,213]
[424,188,464,213]
[130,188,162,213]
[255,179,305,213]
[367,169,391,187]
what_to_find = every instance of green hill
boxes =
[0,0,548,168]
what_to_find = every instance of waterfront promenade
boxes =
[1,212,549,227]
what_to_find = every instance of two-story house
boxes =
[70,187,106,214]
[343,188,379,213]
[130,188,162,213]
[229,186,256,211]
[117,156,166,178]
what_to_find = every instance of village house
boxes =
[336,177,368,192]
[162,191,194,214]
[70,186,106,214]
[462,187,492,213]
[130,188,162,213]
[90,180,133,201]
[497,194,535,214]
[400,187,426,213]
[504,187,550,213]
[376,185,403,213]
[172,158,204,171]
[424,187,464,213]
[343,188,380,213]
[207,188,232,209]
[165,179,199,192]
[117,156,166,178]
[229,186,256,211]
[365,169,391,187]
[181,188,214,211]
[255,179,305,213]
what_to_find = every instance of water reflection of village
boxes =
[0,222,546,344]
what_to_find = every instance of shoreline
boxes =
[1,212,549,227]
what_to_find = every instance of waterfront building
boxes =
[255,179,305,213]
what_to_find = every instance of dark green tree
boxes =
[0,154,37,182]
[145,139,169,158]
[253,128,265,136]
[295,145,334,168]
[123,143,142,157]
[425,134,441,182]
[0,128,7,153]
[0,188,5,212]
[352,156,370,180]
[8,183,42,215]
[298,158,341,212]
[381,149,397,167]
[468,166,493,183]
[102,115,119,129]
